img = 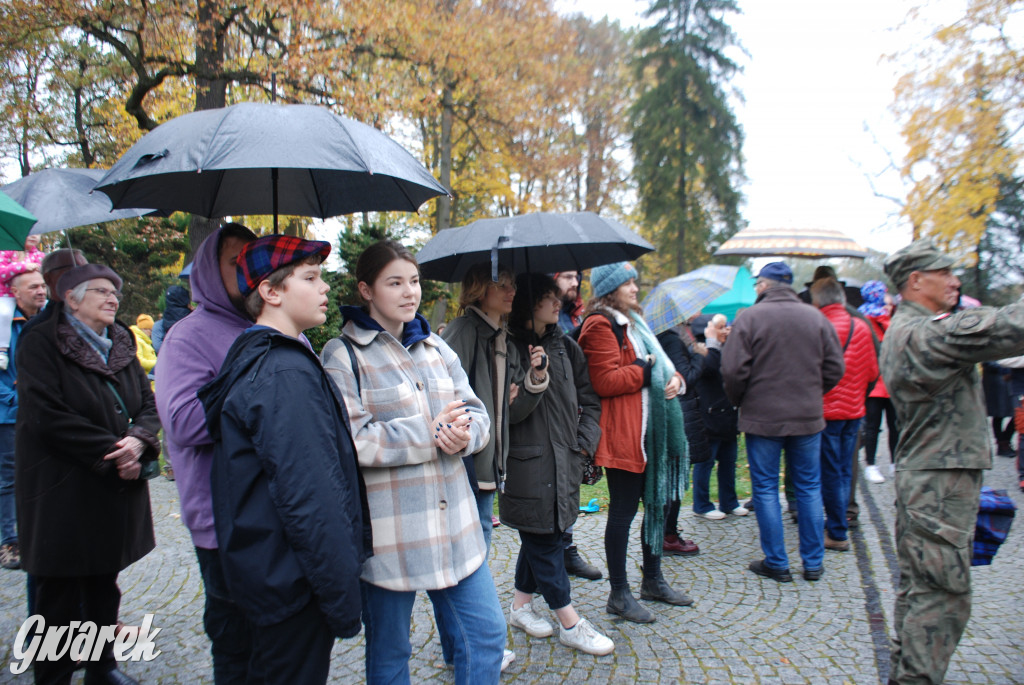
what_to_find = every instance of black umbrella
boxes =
[416,212,654,282]
[1,168,158,234]
[94,102,449,230]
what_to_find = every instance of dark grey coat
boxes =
[499,324,601,534]
[15,304,159,576]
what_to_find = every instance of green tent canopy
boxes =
[702,265,756,321]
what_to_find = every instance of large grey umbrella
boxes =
[1,168,158,234]
[94,102,449,230]
[416,212,654,282]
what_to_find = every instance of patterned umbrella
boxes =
[714,227,870,259]
[642,265,739,335]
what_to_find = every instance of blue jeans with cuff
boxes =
[361,561,505,685]
[746,432,824,572]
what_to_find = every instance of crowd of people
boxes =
[2,226,1022,685]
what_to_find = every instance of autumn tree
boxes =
[893,0,1023,264]
[630,0,745,277]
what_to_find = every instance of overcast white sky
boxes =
[554,0,962,255]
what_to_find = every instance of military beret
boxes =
[884,239,955,289]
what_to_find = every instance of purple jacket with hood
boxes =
[155,229,252,549]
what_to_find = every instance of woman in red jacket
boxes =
[577,262,690,624]
[858,281,899,483]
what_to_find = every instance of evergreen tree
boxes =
[630,0,745,276]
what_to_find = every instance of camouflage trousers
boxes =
[890,468,981,685]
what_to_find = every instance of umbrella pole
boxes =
[272,168,279,234]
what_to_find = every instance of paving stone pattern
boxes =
[0,453,1020,684]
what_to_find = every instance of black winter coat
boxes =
[199,328,369,637]
[15,304,159,576]
[499,324,601,534]
[694,347,739,439]
[657,328,711,463]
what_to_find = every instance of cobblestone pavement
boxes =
[0,452,1020,684]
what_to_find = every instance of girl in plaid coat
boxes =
[322,240,505,685]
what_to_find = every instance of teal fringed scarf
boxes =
[626,310,688,554]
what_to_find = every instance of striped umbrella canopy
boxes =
[714,227,870,259]
[642,265,739,335]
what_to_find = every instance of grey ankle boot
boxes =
[640,573,693,606]
[606,586,655,623]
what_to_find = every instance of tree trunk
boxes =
[436,81,455,231]
[188,0,230,256]
[584,116,603,213]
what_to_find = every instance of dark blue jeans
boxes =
[195,547,262,685]
[746,433,824,572]
[0,423,16,546]
[691,436,740,515]
[821,419,861,542]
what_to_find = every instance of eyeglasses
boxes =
[85,287,123,302]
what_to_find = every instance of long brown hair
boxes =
[583,291,642,318]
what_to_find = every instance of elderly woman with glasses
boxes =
[15,264,159,685]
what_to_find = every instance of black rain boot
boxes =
[640,572,693,607]
[564,545,603,580]
[606,586,655,623]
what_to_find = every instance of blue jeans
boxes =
[746,432,824,572]
[476,490,495,551]
[361,562,505,685]
[691,436,740,515]
[0,423,16,546]
[820,419,861,542]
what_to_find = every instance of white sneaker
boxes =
[509,601,553,637]
[702,509,727,520]
[730,506,749,516]
[501,649,515,672]
[865,465,885,483]
[0,351,8,371]
[559,617,614,656]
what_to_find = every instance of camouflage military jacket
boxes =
[880,299,1024,471]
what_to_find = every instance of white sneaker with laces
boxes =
[501,649,515,672]
[702,509,727,520]
[0,351,8,371]
[730,506,749,516]
[865,465,885,483]
[509,601,554,637]
[559,617,614,656]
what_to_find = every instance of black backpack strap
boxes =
[842,316,855,352]
[341,338,361,394]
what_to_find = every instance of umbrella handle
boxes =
[491,236,510,282]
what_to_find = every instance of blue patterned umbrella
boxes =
[642,265,739,334]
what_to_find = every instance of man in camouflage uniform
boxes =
[881,239,1024,685]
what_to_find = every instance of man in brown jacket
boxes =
[722,262,845,582]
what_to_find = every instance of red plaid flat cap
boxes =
[236,235,331,296]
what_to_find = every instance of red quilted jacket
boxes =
[821,303,879,420]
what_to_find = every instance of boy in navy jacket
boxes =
[199,235,369,684]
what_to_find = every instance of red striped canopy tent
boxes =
[714,227,870,259]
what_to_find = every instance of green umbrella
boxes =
[0,191,37,251]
